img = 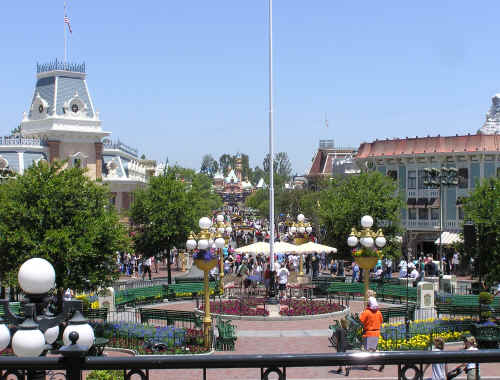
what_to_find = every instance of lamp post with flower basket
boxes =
[347,215,387,304]
[288,214,313,276]
[213,214,232,295]
[186,217,221,349]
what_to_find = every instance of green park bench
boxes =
[83,308,109,321]
[0,302,21,317]
[139,308,202,328]
[165,282,218,300]
[215,316,237,351]
[380,305,416,323]
[312,277,345,296]
[115,285,166,308]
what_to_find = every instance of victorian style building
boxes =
[355,94,500,255]
[212,154,255,205]
[2,60,154,213]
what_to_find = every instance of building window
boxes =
[418,208,429,220]
[408,170,416,189]
[458,207,464,220]
[387,170,397,181]
[431,208,440,220]
[418,169,426,189]
[409,208,417,220]
[458,168,468,189]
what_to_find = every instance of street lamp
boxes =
[0,258,93,379]
[347,215,387,304]
[214,214,232,295]
[424,167,458,269]
[186,217,219,348]
[288,214,313,276]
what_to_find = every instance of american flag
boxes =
[64,15,72,34]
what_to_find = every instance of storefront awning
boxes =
[434,231,462,246]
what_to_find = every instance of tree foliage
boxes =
[0,161,129,297]
[463,177,500,286]
[130,167,222,283]
[263,152,293,181]
[318,172,403,259]
[200,154,219,177]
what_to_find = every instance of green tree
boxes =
[0,161,129,304]
[130,167,221,284]
[200,154,219,177]
[463,177,500,286]
[10,125,22,136]
[219,154,234,175]
[318,171,404,259]
[263,152,293,181]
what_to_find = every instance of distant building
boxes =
[212,154,255,206]
[356,95,500,255]
[4,60,156,214]
[307,139,358,180]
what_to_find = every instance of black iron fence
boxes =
[1,350,500,380]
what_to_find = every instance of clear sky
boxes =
[1,1,500,175]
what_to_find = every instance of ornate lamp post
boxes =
[0,258,94,379]
[288,214,313,276]
[186,217,219,349]
[347,215,387,304]
[423,167,458,269]
[214,214,232,295]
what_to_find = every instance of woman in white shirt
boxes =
[424,337,447,380]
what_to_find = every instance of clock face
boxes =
[71,103,79,113]
[38,104,43,113]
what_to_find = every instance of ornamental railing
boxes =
[0,137,46,146]
[36,59,86,74]
[102,139,139,157]
[0,350,499,380]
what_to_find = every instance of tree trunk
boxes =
[167,249,172,284]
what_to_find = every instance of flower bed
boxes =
[200,299,269,316]
[279,299,344,316]
[92,322,210,355]
[378,317,472,351]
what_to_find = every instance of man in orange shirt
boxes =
[359,296,384,371]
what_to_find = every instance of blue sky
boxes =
[1,1,500,175]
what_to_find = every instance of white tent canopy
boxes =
[295,242,337,254]
[234,241,298,255]
[434,231,462,246]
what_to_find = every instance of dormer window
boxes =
[71,152,87,168]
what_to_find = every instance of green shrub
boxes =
[86,370,123,380]
[479,292,493,305]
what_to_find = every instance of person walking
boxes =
[455,336,479,380]
[277,263,290,300]
[142,256,152,280]
[423,337,448,380]
[359,297,384,372]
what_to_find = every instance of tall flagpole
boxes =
[268,0,275,274]
[64,1,67,63]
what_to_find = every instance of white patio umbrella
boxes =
[235,241,298,255]
[296,242,337,254]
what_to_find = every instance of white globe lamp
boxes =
[199,217,212,230]
[18,258,55,295]
[360,215,374,229]
[306,226,312,234]
[298,226,306,234]
[297,214,305,222]
[186,239,197,251]
[216,214,224,223]
[12,321,46,357]
[62,311,95,349]
[375,236,387,248]
[215,237,225,249]
[44,325,59,344]
[360,236,374,248]
[217,227,225,234]
[197,239,209,250]
[226,226,232,234]
[290,226,297,234]
[0,323,10,351]
[347,235,358,247]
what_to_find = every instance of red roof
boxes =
[356,134,500,158]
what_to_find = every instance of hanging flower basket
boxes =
[193,250,218,271]
[355,256,379,270]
